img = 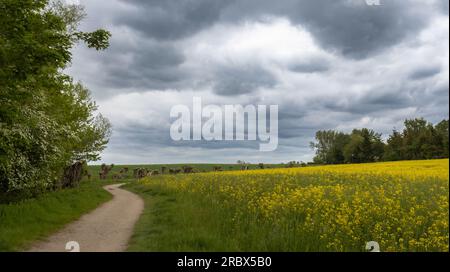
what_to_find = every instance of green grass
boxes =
[125,182,245,252]
[124,183,227,252]
[0,180,113,251]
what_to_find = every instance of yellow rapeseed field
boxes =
[140,159,449,252]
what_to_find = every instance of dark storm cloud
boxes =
[409,65,442,80]
[281,0,432,59]
[93,37,188,91]
[115,0,232,40]
[116,0,433,59]
[68,0,448,163]
[82,0,438,96]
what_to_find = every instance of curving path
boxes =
[28,184,144,252]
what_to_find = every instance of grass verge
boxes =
[125,182,244,251]
[0,180,113,251]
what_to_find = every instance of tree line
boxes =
[0,0,111,201]
[310,118,449,164]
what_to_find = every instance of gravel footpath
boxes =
[28,184,144,252]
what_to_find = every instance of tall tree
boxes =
[383,130,404,161]
[0,0,111,197]
[343,128,384,163]
[402,118,435,160]
[434,120,449,158]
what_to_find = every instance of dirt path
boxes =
[28,184,144,252]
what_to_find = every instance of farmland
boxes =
[88,163,285,178]
[125,159,449,252]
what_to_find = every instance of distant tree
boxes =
[434,120,449,158]
[435,120,449,158]
[286,161,301,168]
[383,118,449,161]
[383,130,404,161]
[310,130,351,164]
[343,128,384,163]
[402,118,437,160]
[311,118,449,165]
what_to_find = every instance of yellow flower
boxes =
[140,159,449,252]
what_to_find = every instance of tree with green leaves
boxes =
[310,130,350,164]
[343,128,384,163]
[311,118,449,166]
[434,120,449,158]
[384,118,449,161]
[0,0,111,199]
[383,130,404,161]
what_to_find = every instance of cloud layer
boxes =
[67,0,449,164]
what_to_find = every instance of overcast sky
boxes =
[66,0,449,164]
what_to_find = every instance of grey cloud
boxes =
[438,0,449,15]
[434,83,450,97]
[283,0,432,59]
[429,83,449,109]
[115,0,433,59]
[277,125,315,139]
[116,0,232,40]
[359,88,413,107]
[409,65,441,80]
[77,0,439,97]
[112,122,263,151]
[67,0,448,164]
[213,65,277,96]
[92,38,188,91]
[320,85,414,115]
[288,58,330,73]
[98,78,448,163]
[218,0,434,58]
